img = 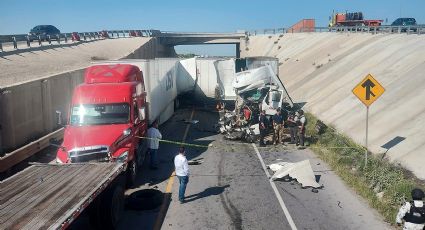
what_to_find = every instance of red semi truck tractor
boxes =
[329,11,383,29]
[56,64,147,186]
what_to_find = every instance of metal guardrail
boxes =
[247,25,425,35]
[0,29,159,53]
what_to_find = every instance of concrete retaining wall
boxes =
[0,69,84,152]
[242,33,425,179]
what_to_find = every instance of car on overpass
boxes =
[28,25,61,41]
[391,18,417,32]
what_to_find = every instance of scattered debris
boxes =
[278,46,282,49]
[188,158,204,165]
[268,160,322,189]
[337,201,343,208]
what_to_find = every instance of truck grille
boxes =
[68,146,110,163]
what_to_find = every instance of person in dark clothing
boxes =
[297,110,307,147]
[272,109,284,145]
[287,111,298,144]
[259,110,267,146]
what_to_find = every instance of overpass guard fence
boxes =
[0,29,161,53]
[246,25,425,35]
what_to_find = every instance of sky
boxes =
[1,0,424,55]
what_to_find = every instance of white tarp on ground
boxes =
[269,160,321,188]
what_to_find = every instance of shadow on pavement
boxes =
[184,185,230,203]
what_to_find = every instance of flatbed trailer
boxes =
[0,162,126,230]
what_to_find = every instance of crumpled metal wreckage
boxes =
[218,65,293,143]
[268,160,321,189]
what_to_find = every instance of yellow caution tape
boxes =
[136,136,209,148]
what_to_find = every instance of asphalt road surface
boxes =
[69,107,391,230]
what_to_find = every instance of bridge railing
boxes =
[156,31,246,37]
[247,25,425,35]
[0,29,159,53]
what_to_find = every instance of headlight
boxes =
[116,151,128,163]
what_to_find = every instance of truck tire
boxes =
[127,159,138,187]
[136,141,146,167]
[90,180,125,230]
[126,189,163,210]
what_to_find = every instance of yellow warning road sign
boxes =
[352,74,385,107]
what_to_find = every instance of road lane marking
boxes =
[252,143,298,230]
[153,108,195,230]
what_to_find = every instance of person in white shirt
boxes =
[147,121,162,169]
[396,188,425,230]
[174,147,189,203]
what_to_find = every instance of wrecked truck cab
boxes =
[221,64,293,143]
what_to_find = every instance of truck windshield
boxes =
[70,103,130,125]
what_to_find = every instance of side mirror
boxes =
[55,110,63,125]
[139,107,146,121]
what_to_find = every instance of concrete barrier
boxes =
[0,69,84,153]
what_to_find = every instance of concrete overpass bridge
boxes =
[155,31,246,57]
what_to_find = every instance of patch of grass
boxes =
[305,112,424,224]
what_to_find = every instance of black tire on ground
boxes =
[126,189,164,211]
[90,181,125,230]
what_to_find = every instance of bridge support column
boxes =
[236,43,240,58]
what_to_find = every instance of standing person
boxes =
[147,120,162,169]
[287,111,298,144]
[259,110,267,147]
[174,147,189,204]
[396,188,425,230]
[297,110,307,147]
[272,108,284,145]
